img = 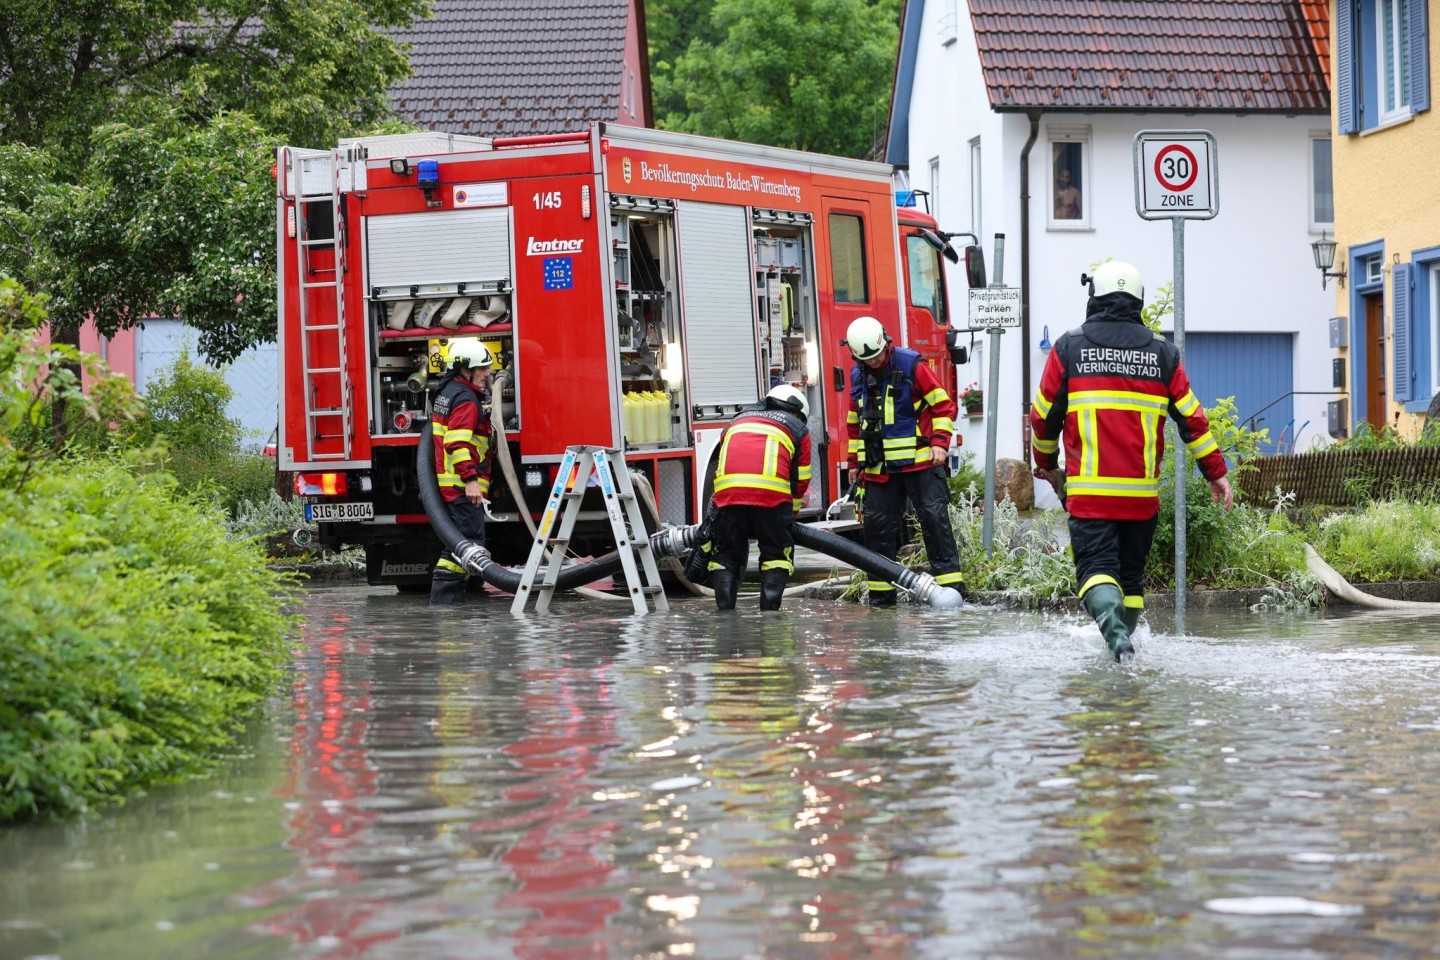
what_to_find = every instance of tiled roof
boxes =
[389,0,638,136]
[969,0,1330,114]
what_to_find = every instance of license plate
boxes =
[305,501,374,522]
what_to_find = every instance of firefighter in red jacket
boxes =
[706,384,813,611]
[1030,261,1232,660]
[845,316,965,606]
[430,338,495,605]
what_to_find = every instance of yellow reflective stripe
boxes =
[438,472,462,486]
[849,438,863,455]
[1078,573,1119,598]
[1033,390,1053,418]
[931,416,954,433]
[729,421,795,454]
[847,410,860,424]
[935,571,964,586]
[1141,411,1159,479]
[1069,390,1170,415]
[444,428,475,443]
[1080,407,1099,478]
[884,391,894,423]
[882,437,918,450]
[451,449,474,463]
[1176,390,1201,416]
[797,464,811,482]
[868,580,895,592]
[715,474,790,495]
[436,557,466,574]
[477,478,490,494]
[1067,476,1160,497]
[1186,431,1219,459]
[922,387,948,407]
[760,557,794,573]
[1033,436,1059,454]
[1123,594,1145,609]
[792,497,804,511]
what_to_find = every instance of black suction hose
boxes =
[418,426,960,607]
[793,522,964,609]
[417,427,638,592]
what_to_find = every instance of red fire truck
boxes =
[276,124,977,587]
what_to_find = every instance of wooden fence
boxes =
[1235,448,1440,507]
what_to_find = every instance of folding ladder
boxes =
[512,446,668,615]
[284,146,353,462]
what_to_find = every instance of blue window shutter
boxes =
[1411,0,1431,112]
[1393,263,1413,402]
[1337,0,1359,133]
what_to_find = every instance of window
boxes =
[969,138,982,239]
[1337,0,1431,133]
[906,235,946,327]
[1310,133,1334,229]
[828,213,869,304]
[1046,126,1090,230]
[928,156,941,222]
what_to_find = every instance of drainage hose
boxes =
[1304,544,1440,611]
[792,522,964,609]
[418,417,960,608]
[418,425,661,593]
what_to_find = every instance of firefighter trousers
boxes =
[861,465,963,605]
[1068,515,1157,605]
[708,503,796,578]
[430,497,487,605]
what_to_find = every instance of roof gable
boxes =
[389,0,647,136]
[969,0,1330,114]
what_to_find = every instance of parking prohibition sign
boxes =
[1134,130,1218,220]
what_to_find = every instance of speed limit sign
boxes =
[1134,130,1218,220]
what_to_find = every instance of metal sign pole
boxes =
[1172,217,1187,633]
[1133,129,1218,639]
[981,234,1006,553]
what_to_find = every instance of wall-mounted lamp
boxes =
[389,158,409,176]
[1311,232,1347,290]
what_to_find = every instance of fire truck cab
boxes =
[276,123,974,587]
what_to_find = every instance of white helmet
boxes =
[845,316,890,362]
[766,383,808,419]
[1086,260,1144,301]
[447,338,494,371]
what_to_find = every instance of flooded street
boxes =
[5,584,1440,959]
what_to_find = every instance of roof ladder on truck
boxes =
[286,147,354,462]
[512,447,669,615]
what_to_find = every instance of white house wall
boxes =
[904,0,1335,465]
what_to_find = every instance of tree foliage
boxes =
[0,0,429,360]
[650,0,901,158]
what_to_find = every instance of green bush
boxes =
[1312,500,1440,582]
[0,456,297,822]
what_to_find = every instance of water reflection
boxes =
[3,588,1440,960]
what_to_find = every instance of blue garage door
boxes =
[1171,333,1294,457]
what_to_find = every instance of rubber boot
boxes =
[430,567,469,605]
[711,569,739,611]
[1119,600,1142,639]
[1082,583,1135,662]
[759,570,788,611]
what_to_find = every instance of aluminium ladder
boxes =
[511,446,668,615]
[285,147,354,462]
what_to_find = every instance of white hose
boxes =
[1303,544,1440,611]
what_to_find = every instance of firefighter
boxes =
[1030,260,1232,660]
[844,315,965,606]
[429,338,495,605]
[705,384,813,611]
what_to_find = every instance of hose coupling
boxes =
[456,541,493,577]
[898,570,965,609]
[651,524,700,558]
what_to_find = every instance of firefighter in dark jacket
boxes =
[706,384,813,611]
[1030,261,1232,660]
[430,338,495,605]
[844,315,965,606]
